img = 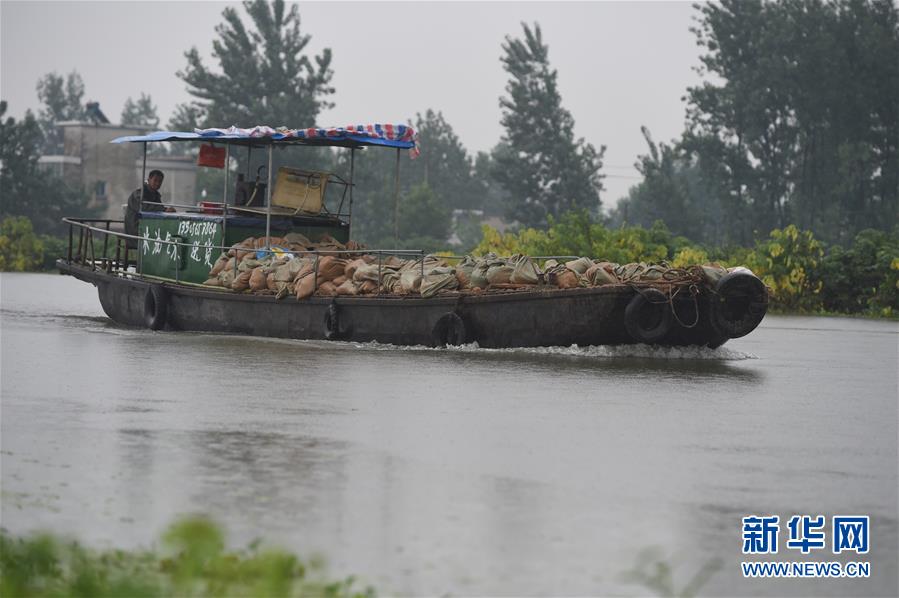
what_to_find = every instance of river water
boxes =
[1,272,896,597]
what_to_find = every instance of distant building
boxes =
[38,113,196,220]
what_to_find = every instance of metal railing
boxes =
[60,216,587,294]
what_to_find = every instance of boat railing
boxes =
[60,217,582,295]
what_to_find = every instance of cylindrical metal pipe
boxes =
[223,143,230,205]
[393,148,400,246]
[265,144,273,251]
[348,147,355,237]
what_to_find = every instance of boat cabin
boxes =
[110,125,417,284]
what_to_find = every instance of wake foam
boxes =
[355,341,756,361]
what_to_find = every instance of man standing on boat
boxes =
[124,170,174,247]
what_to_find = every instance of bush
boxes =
[743,225,824,312]
[0,517,375,598]
[472,211,897,318]
[0,216,44,271]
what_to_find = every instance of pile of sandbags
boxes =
[201,238,728,299]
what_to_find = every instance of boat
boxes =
[57,124,769,348]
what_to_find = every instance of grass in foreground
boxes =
[0,516,375,598]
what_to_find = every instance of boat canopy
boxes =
[111,124,419,153]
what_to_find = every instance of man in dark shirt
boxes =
[124,169,173,247]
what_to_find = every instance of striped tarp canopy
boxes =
[111,124,419,154]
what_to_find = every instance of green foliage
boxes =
[35,70,86,152]
[814,228,899,317]
[406,110,480,211]
[474,211,686,265]
[0,216,44,271]
[473,210,898,317]
[0,517,375,598]
[744,225,824,312]
[177,0,334,129]
[673,0,899,245]
[398,183,450,243]
[121,93,160,128]
[0,102,95,235]
[493,23,605,228]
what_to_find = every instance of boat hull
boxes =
[59,261,734,348]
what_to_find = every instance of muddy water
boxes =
[1,272,896,596]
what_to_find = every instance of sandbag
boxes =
[203,277,222,287]
[486,263,513,285]
[249,267,268,292]
[253,236,287,249]
[381,270,402,293]
[238,258,262,272]
[209,254,229,277]
[616,262,647,282]
[421,267,459,298]
[317,281,338,296]
[332,275,347,287]
[546,265,580,289]
[455,269,471,289]
[218,268,236,288]
[336,280,359,295]
[231,269,252,292]
[470,262,490,289]
[509,254,540,285]
[400,269,423,293]
[585,262,618,286]
[295,272,316,300]
[353,263,383,283]
[359,280,378,294]
[283,232,311,247]
[565,257,594,275]
[345,258,367,280]
[227,237,255,257]
[316,256,347,281]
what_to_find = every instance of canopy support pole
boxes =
[393,148,400,247]
[265,144,273,251]
[222,143,230,205]
[348,148,355,238]
[138,142,147,274]
[221,143,230,246]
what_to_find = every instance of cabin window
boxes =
[95,180,107,198]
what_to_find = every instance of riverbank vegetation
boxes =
[0,517,374,598]
[3,211,896,318]
[475,213,898,318]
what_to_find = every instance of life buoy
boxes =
[323,300,340,340]
[624,288,672,344]
[431,312,467,347]
[144,285,168,330]
[709,270,769,339]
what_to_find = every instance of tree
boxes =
[121,93,160,128]
[493,23,605,229]
[405,110,479,210]
[35,71,87,153]
[398,183,451,244]
[683,0,899,244]
[0,102,92,235]
[177,0,334,128]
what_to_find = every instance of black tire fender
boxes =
[710,270,769,339]
[144,285,168,331]
[431,312,467,347]
[323,300,340,340]
[624,288,672,344]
